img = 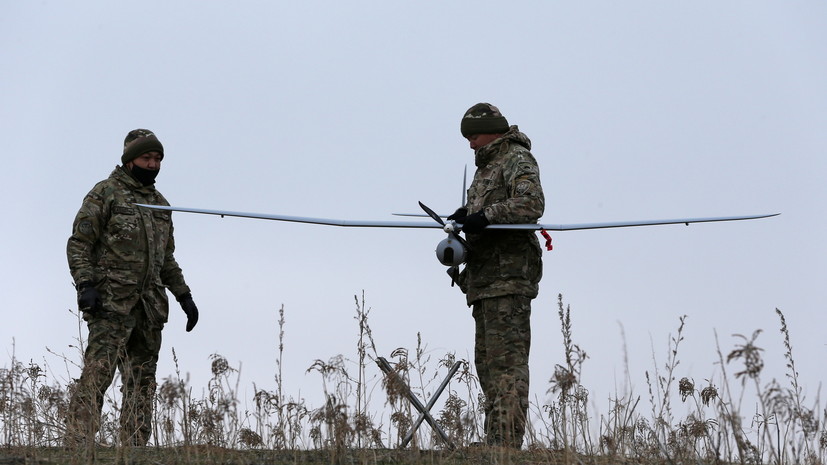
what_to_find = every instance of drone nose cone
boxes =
[436,236,466,266]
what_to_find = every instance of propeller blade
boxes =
[418,201,445,226]
[451,232,471,251]
[461,165,467,207]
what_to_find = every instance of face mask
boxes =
[130,165,160,185]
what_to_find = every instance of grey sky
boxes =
[2,1,825,423]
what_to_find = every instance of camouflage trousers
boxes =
[66,300,163,447]
[472,295,531,449]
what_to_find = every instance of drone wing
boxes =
[136,204,443,229]
[488,213,780,231]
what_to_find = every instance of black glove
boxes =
[177,293,199,332]
[461,211,490,233]
[447,207,468,221]
[77,283,102,315]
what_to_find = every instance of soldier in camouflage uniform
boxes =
[66,129,199,447]
[449,103,544,448]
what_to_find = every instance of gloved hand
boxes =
[447,207,468,221]
[176,292,199,332]
[77,283,102,315]
[461,211,490,233]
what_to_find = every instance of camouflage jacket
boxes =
[67,166,190,324]
[459,126,545,305]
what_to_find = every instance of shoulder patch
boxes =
[78,220,93,236]
[516,180,533,195]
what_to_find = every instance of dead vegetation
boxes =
[1,293,823,465]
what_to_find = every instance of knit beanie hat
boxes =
[460,103,509,137]
[122,129,164,164]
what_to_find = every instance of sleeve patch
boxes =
[516,180,533,195]
[78,220,94,236]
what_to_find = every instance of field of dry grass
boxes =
[1,294,823,464]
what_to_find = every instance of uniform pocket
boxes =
[102,268,139,303]
[152,210,171,251]
[109,204,141,244]
[495,235,542,283]
[465,248,499,287]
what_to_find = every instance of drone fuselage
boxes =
[435,232,467,267]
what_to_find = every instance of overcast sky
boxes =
[2,1,825,428]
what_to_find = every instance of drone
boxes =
[136,168,775,289]
[137,181,778,276]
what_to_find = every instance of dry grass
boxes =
[1,293,824,465]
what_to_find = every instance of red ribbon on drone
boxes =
[540,229,553,251]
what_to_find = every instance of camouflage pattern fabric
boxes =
[65,165,189,446]
[459,125,544,305]
[460,103,510,137]
[67,166,190,324]
[65,301,162,447]
[473,295,531,448]
[122,129,164,165]
[456,125,543,448]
